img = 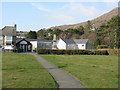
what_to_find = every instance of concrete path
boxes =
[29,53,87,89]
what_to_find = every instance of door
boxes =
[20,44,27,52]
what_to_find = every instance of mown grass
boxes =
[2,53,57,88]
[41,55,118,88]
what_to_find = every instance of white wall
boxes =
[57,39,66,49]
[77,44,86,49]
[30,41,37,51]
[4,45,13,49]
[5,36,12,41]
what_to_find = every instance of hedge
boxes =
[36,49,109,55]
[98,49,120,55]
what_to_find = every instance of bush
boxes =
[108,49,120,55]
[36,49,109,55]
[93,50,109,55]
[98,49,120,55]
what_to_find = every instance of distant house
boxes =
[0,24,16,50]
[57,38,92,50]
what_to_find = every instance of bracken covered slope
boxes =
[49,7,119,30]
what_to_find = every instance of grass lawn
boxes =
[2,53,57,88]
[41,55,118,88]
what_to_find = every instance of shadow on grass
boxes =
[58,64,68,68]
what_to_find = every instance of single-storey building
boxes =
[56,38,92,50]
[16,39,32,52]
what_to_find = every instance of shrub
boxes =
[98,49,120,55]
[107,49,119,55]
[93,50,109,55]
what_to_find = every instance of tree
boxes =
[53,28,63,36]
[84,20,92,38]
[77,26,84,35]
[94,38,101,49]
[26,31,37,39]
[37,29,47,39]
[107,15,120,48]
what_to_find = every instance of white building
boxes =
[0,24,16,50]
[57,38,92,50]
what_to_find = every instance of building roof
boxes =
[1,25,16,36]
[16,38,52,43]
[62,39,76,44]
[74,39,89,44]
[61,38,89,44]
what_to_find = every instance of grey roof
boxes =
[1,25,16,36]
[62,39,76,44]
[16,38,52,43]
[61,38,89,44]
[74,39,89,44]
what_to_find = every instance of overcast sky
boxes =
[0,0,119,31]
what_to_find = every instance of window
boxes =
[0,36,3,40]
[6,36,12,41]
[82,45,84,46]
[28,45,31,50]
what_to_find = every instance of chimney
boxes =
[53,34,56,40]
[14,24,17,28]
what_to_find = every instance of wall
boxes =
[66,44,78,49]
[86,41,92,50]
[57,39,66,49]
[37,42,52,49]
[77,44,86,49]
[30,41,37,51]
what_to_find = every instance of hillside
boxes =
[36,7,119,49]
[49,7,119,30]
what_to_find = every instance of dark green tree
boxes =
[53,28,63,36]
[26,31,37,39]
[107,15,120,48]
[94,38,101,49]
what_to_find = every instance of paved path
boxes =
[29,53,87,88]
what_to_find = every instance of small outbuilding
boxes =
[16,39,32,52]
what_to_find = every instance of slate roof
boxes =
[62,39,76,44]
[61,38,89,44]
[74,39,89,44]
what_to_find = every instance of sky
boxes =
[0,0,119,31]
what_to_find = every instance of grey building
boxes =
[57,38,92,50]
